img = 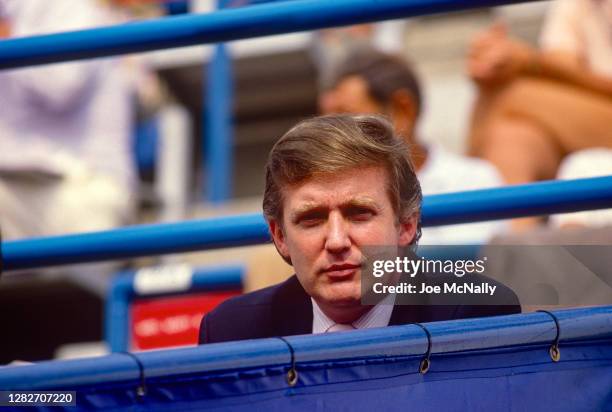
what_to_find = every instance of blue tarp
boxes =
[1,307,611,411]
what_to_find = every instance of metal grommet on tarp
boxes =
[276,337,298,386]
[537,310,561,362]
[413,323,432,374]
[121,351,147,398]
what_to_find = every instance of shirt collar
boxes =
[311,294,395,334]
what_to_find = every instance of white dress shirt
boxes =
[311,294,395,334]
[418,144,507,244]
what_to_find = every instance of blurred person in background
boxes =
[467,0,612,230]
[0,0,135,241]
[320,49,506,244]
[0,0,139,298]
[312,21,407,90]
[0,0,173,363]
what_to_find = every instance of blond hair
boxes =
[263,114,422,243]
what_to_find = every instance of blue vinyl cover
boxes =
[1,307,611,411]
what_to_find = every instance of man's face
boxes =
[269,166,417,312]
[318,75,418,146]
[319,75,384,115]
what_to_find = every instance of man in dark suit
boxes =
[200,114,520,344]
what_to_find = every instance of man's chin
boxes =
[316,285,362,308]
[327,297,362,309]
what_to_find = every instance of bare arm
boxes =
[528,51,612,98]
[468,25,612,98]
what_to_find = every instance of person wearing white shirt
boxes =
[0,0,135,241]
[319,49,506,244]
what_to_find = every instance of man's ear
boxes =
[389,89,418,139]
[398,213,418,247]
[268,219,292,265]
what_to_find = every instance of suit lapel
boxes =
[388,283,433,325]
[272,275,313,337]
[389,304,432,326]
[388,262,435,326]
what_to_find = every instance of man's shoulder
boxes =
[216,279,284,309]
[199,275,309,344]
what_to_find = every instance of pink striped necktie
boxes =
[326,323,356,332]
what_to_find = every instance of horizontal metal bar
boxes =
[2,176,611,271]
[2,213,269,271]
[1,305,610,389]
[0,0,531,70]
[421,175,612,226]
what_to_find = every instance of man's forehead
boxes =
[333,76,382,108]
[282,167,392,210]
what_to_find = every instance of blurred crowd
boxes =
[316,0,612,233]
[1,0,609,242]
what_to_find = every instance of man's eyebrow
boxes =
[289,198,382,221]
[290,203,327,221]
[341,198,381,211]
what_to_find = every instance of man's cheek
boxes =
[356,222,389,243]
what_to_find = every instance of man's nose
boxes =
[324,212,351,253]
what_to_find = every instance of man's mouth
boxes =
[321,263,361,279]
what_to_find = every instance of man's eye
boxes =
[348,208,374,221]
[298,213,325,227]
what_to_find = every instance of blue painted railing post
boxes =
[204,0,234,203]
[105,273,135,352]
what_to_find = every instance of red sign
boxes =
[130,290,241,350]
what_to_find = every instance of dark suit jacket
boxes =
[199,275,520,344]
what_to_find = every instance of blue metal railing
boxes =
[0,0,532,70]
[2,176,612,271]
[0,0,541,205]
[105,264,243,352]
[205,10,234,203]
[421,174,612,226]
